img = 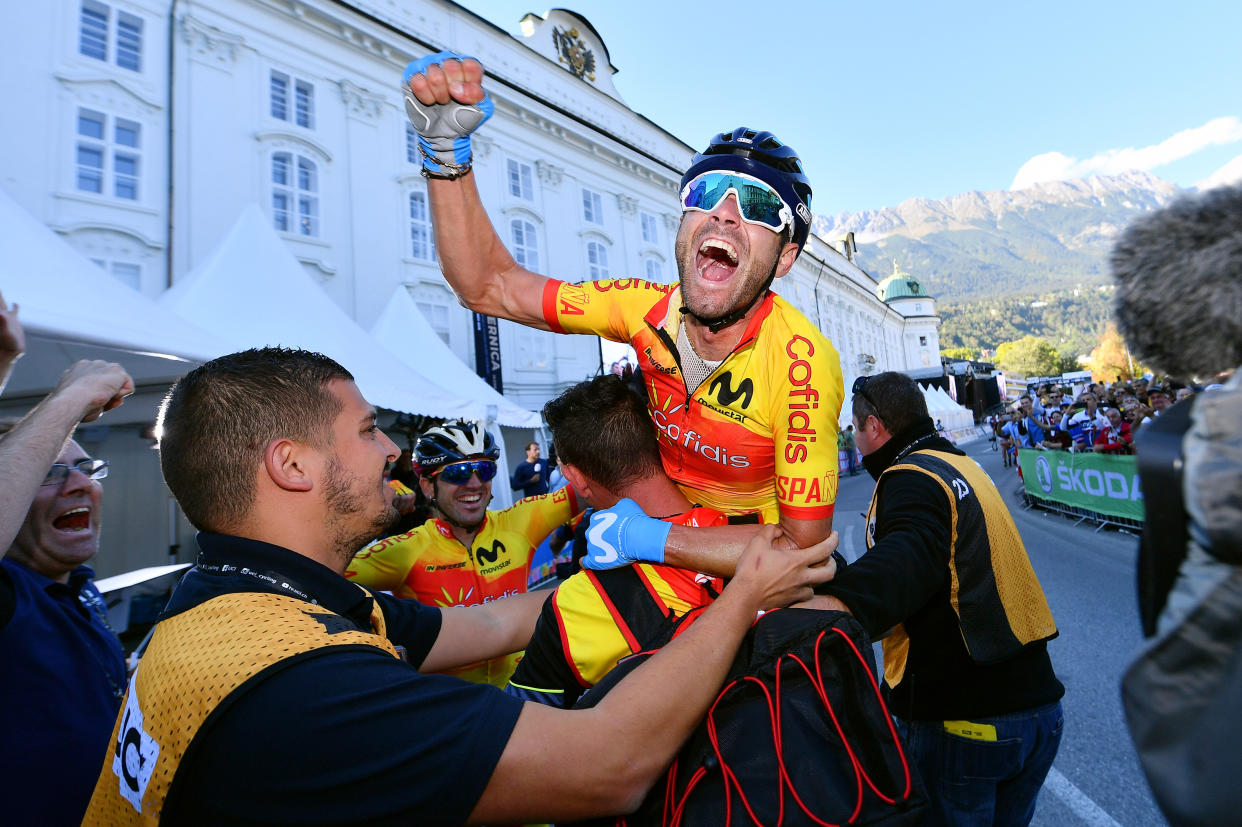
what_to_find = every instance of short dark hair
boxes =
[851,372,928,435]
[542,374,661,493]
[525,441,539,451]
[157,347,353,532]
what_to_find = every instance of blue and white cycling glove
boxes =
[581,498,672,570]
[402,51,494,179]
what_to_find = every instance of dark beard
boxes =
[677,256,780,330]
[323,456,397,568]
[430,478,487,533]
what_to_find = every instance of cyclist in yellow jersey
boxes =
[403,53,842,551]
[346,421,583,688]
[506,375,731,709]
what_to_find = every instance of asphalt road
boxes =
[831,437,1165,826]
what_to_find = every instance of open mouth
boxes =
[53,507,92,532]
[695,238,739,282]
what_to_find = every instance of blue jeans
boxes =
[895,701,1063,826]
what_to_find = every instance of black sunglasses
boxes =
[852,375,879,414]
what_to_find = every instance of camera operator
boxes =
[1111,184,1242,826]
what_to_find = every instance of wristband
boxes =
[581,498,671,570]
[402,51,495,179]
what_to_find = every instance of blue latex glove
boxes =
[402,51,494,178]
[582,498,671,569]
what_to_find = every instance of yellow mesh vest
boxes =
[866,449,1057,688]
[84,590,397,824]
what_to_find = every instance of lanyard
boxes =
[195,560,316,603]
[77,586,126,700]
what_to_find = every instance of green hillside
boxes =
[937,286,1116,358]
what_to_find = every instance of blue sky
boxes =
[454,0,1242,217]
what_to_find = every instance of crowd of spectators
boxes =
[991,377,1215,463]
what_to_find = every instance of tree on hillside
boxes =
[994,336,1068,378]
[1084,323,1145,382]
[941,346,977,361]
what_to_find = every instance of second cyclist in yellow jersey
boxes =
[346,422,581,687]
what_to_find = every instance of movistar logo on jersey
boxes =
[476,539,507,566]
[709,371,754,409]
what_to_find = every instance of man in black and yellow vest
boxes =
[817,371,1064,827]
[83,347,835,825]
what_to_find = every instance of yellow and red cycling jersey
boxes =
[543,278,843,523]
[506,505,727,707]
[344,487,581,687]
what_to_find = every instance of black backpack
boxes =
[570,566,927,826]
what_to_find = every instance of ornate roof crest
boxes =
[552,26,596,81]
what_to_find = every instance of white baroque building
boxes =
[1,0,940,575]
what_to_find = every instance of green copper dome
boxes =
[876,260,930,303]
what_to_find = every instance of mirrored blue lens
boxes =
[681,172,789,230]
[437,460,497,485]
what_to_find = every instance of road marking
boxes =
[842,524,858,562]
[1044,767,1121,826]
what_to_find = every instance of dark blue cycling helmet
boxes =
[680,128,814,252]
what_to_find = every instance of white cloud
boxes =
[1196,153,1242,191]
[1011,116,1242,190]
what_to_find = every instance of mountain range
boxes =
[813,170,1184,303]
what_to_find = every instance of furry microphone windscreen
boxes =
[1110,185,1242,379]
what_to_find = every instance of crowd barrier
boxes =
[1017,449,1144,532]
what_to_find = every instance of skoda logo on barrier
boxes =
[1035,456,1054,494]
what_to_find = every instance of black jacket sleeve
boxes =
[823,470,953,638]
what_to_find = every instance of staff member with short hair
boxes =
[815,371,1064,827]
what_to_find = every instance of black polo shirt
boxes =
[159,533,523,826]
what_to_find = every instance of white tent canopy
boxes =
[922,384,973,431]
[159,204,481,421]
[0,186,228,403]
[370,286,541,429]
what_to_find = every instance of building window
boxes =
[510,219,539,272]
[91,258,141,289]
[582,188,603,224]
[640,212,659,245]
[644,257,662,281]
[915,302,923,313]
[295,81,314,129]
[272,152,318,236]
[417,301,451,347]
[116,12,142,71]
[79,2,108,60]
[586,241,609,279]
[78,2,142,71]
[76,108,140,200]
[406,125,418,164]
[507,159,534,200]
[409,190,435,261]
[919,335,928,347]
[270,71,314,128]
